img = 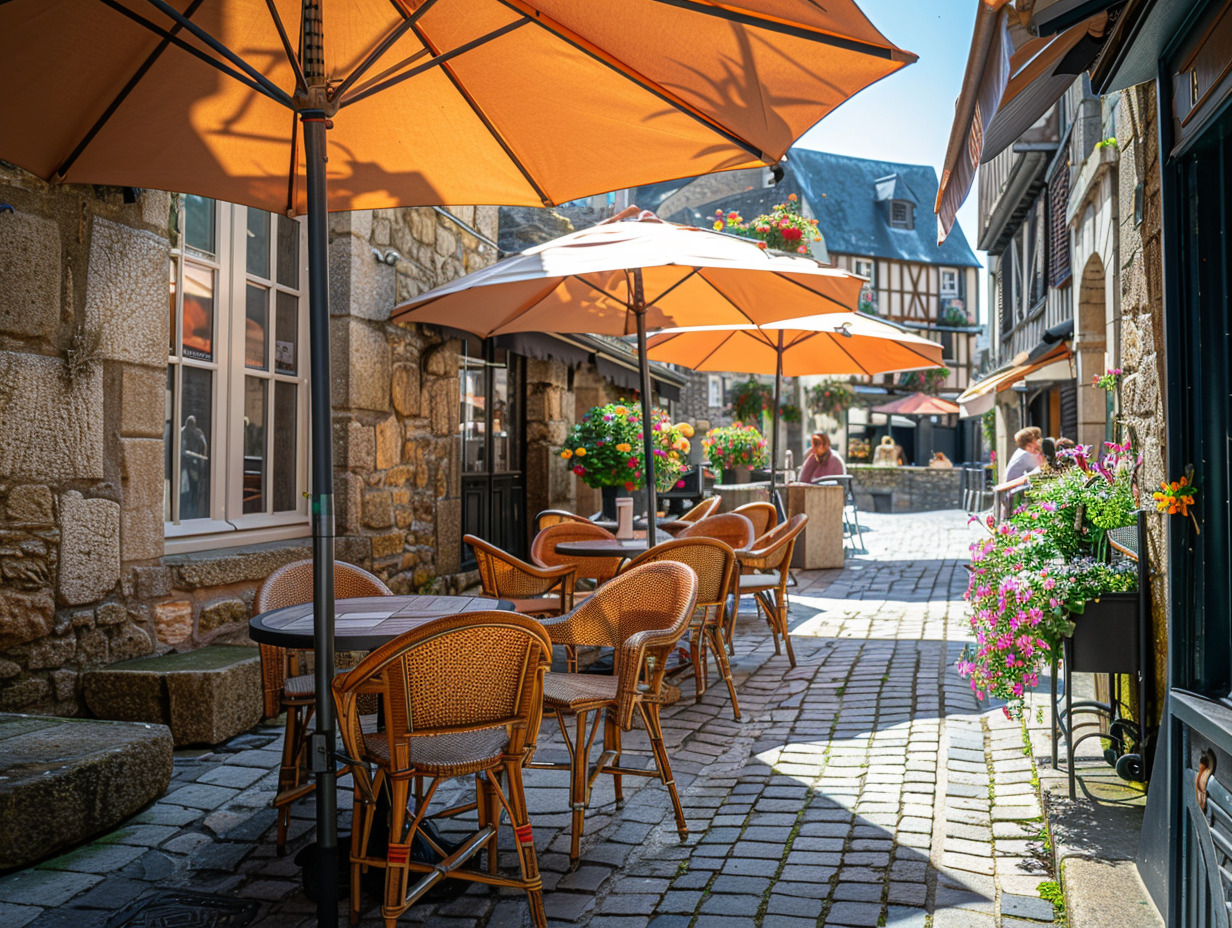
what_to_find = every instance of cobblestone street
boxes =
[0,511,1060,928]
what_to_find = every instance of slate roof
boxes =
[633,150,981,269]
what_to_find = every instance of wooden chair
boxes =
[530,561,698,862]
[621,539,741,720]
[732,501,778,539]
[735,514,809,666]
[661,495,720,537]
[675,512,756,552]
[534,509,594,533]
[333,611,552,928]
[466,534,575,618]
[255,559,392,854]
[530,520,623,588]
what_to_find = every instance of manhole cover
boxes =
[105,890,260,928]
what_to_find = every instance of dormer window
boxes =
[890,201,913,229]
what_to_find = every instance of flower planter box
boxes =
[1065,591,1140,675]
[722,467,751,484]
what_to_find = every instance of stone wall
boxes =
[848,465,962,513]
[1115,83,1168,711]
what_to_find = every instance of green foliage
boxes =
[1038,880,1067,924]
[899,367,950,394]
[729,378,773,422]
[806,379,856,421]
[559,402,691,492]
[710,194,822,255]
[702,423,768,471]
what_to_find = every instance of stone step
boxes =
[0,713,172,869]
[82,645,261,747]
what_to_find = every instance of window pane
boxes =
[273,382,297,512]
[245,283,268,369]
[491,363,509,472]
[275,291,297,374]
[169,259,178,356]
[277,215,300,288]
[179,366,212,520]
[246,209,270,279]
[182,264,214,360]
[183,195,216,257]
[164,368,174,521]
[459,362,486,473]
[243,377,267,515]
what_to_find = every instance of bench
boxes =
[83,645,261,747]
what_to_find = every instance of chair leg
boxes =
[706,624,741,721]
[605,709,623,805]
[502,759,547,928]
[757,592,781,654]
[638,703,687,841]
[690,624,707,702]
[569,709,589,863]
[383,776,411,927]
[776,592,797,668]
[275,704,305,855]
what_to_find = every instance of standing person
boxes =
[799,432,846,482]
[1004,426,1043,482]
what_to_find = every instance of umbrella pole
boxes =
[631,269,657,549]
[770,331,784,518]
[303,109,339,928]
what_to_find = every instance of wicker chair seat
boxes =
[738,571,784,593]
[542,673,619,711]
[361,727,510,777]
[282,674,317,698]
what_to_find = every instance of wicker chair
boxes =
[466,534,575,618]
[675,512,756,552]
[534,509,594,533]
[735,514,809,666]
[530,520,623,587]
[254,559,392,854]
[661,495,720,537]
[732,501,778,539]
[333,611,552,928]
[530,561,698,862]
[621,539,741,719]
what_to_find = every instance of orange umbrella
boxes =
[871,391,960,416]
[646,313,944,500]
[393,212,869,538]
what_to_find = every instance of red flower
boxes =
[782,227,802,241]
[625,481,635,491]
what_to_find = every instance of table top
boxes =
[248,594,514,651]
[554,538,659,557]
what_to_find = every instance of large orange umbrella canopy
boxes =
[645,313,945,376]
[391,215,868,334]
[871,391,960,416]
[2,0,914,214]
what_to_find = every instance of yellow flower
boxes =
[677,423,695,438]
[560,450,573,459]
[614,406,628,417]
[615,443,632,453]
[712,220,724,231]
[575,447,586,457]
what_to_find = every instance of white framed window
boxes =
[165,195,310,551]
[940,267,960,298]
[853,258,874,281]
[707,374,722,408]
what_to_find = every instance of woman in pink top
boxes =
[799,432,846,483]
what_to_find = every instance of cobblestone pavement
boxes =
[0,511,1060,928]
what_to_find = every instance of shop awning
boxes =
[936,1,1112,243]
[956,341,1073,418]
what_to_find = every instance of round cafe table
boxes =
[248,593,514,651]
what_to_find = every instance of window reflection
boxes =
[178,367,212,520]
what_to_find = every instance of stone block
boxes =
[0,590,55,649]
[95,601,127,626]
[0,351,103,480]
[58,493,120,605]
[371,531,403,559]
[198,598,248,634]
[131,565,170,599]
[0,714,173,869]
[435,498,461,575]
[429,378,457,436]
[375,415,401,470]
[119,438,164,562]
[6,485,54,526]
[168,543,310,589]
[82,645,261,747]
[334,471,363,535]
[391,362,420,417]
[329,232,395,321]
[108,622,154,663]
[153,601,192,646]
[85,217,169,368]
[786,483,844,569]
[363,490,394,529]
[336,420,375,471]
[0,211,60,339]
[330,317,390,412]
[118,365,166,438]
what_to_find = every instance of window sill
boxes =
[163,519,311,556]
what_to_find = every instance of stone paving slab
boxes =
[0,512,1069,928]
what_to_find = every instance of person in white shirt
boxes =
[1004,426,1043,483]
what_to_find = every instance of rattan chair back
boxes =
[679,495,720,524]
[676,512,756,551]
[742,513,808,572]
[254,559,391,718]
[733,501,778,539]
[622,538,736,610]
[531,520,622,584]
[466,534,575,605]
[534,509,594,532]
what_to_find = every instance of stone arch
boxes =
[1075,252,1108,448]
[1077,253,1106,340]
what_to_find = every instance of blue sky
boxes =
[796,1,986,310]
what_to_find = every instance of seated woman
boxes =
[872,435,900,467]
[799,431,845,482]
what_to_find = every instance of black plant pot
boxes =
[600,485,647,520]
[721,467,751,485]
[1065,591,1139,674]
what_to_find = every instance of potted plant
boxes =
[710,193,822,255]
[702,423,768,484]
[806,379,856,423]
[559,402,692,518]
[957,440,1140,717]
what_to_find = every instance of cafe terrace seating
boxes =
[735,514,809,666]
[465,534,576,618]
[254,559,392,854]
[660,494,720,536]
